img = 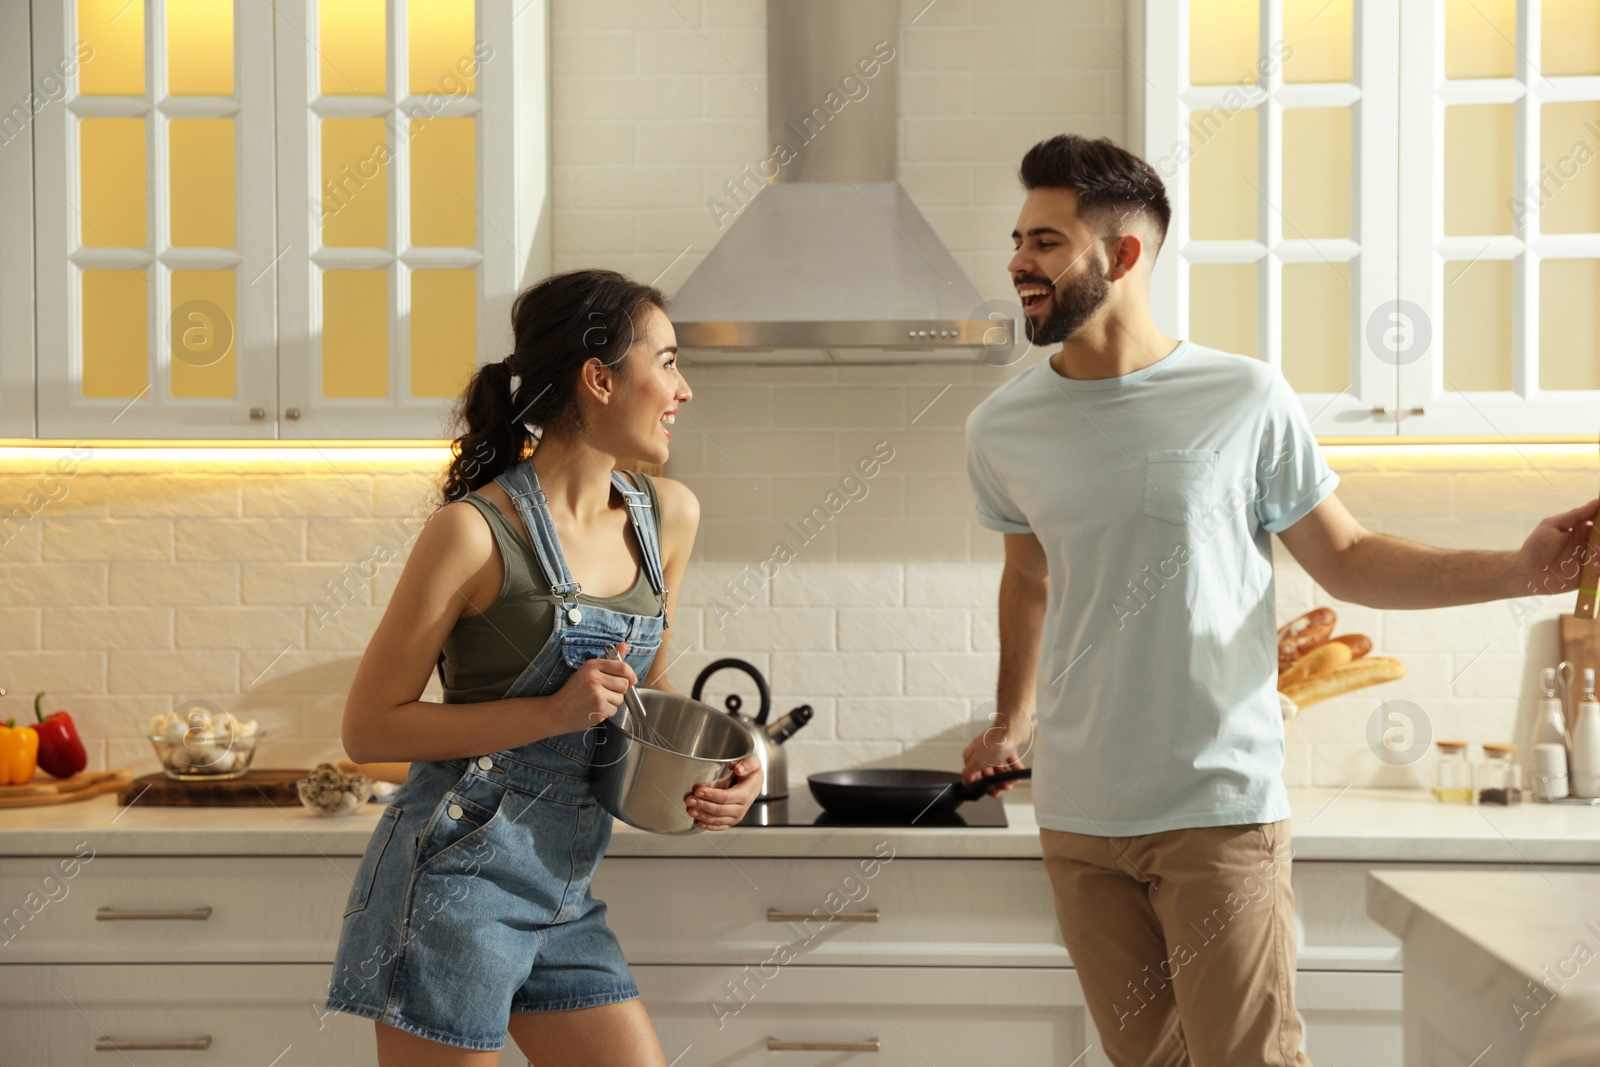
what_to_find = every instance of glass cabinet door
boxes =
[274,0,511,439]
[34,0,279,439]
[1398,0,1600,437]
[1145,0,1400,436]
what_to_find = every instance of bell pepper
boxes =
[0,717,40,785]
[30,691,87,779]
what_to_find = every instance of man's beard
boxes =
[1025,262,1110,346]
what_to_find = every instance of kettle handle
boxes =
[691,658,773,726]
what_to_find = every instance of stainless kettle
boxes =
[691,658,812,801]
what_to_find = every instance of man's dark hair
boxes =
[1019,135,1172,252]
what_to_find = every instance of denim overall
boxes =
[324,462,666,1052]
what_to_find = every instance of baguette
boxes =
[1278,641,1354,689]
[1281,656,1405,710]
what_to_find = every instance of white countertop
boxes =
[4,787,1600,861]
[1369,869,1600,990]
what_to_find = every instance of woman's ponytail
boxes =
[440,359,527,502]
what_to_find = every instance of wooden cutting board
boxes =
[116,768,309,807]
[1557,613,1600,737]
[0,770,134,808]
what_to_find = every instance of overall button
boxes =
[476,756,493,771]
[567,607,584,624]
[447,803,464,820]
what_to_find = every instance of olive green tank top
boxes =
[439,471,664,704]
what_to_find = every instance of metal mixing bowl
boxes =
[589,689,753,835]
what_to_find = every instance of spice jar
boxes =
[1476,742,1523,805]
[1433,740,1474,804]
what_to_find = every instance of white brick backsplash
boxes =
[108,475,236,518]
[242,650,360,697]
[113,650,239,697]
[0,651,106,694]
[903,651,996,698]
[244,477,372,518]
[839,608,969,653]
[243,563,374,606]
[176,607,305,651]
[906,562,1001,606]
[44,607,173,651]
[772,563,903,607]
[836,696,969,741]
[41,519,171,561]
[773,652,902,697]
[713,607,836,653]
[0,607,41,649]
[111,563,239,607]
[0,562,107,605]
[176,519,305,562]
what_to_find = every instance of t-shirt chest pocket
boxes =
[1142,450,1220,525]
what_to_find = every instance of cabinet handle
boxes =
[249,407,266,420]
[285,407,301,420]
[766,909,879,923]
[1370,405,1426,416]
[96,906,212,921]
[95,1036,212,1051]
[767,1038,880,1052]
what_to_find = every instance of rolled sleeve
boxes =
[1255,376,1339,534]
[967,439,1032,534]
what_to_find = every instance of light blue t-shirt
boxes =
[966,340,1338,836]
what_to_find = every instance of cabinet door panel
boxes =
[34,0,278,439]
[636,965,1107,1067]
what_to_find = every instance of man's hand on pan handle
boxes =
[962,710,1032,796]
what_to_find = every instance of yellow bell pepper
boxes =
[1,717,40,785]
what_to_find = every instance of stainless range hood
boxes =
[670,0,1012,363]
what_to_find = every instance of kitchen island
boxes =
[3,789,1598,1066]
[1369,869,1600,1067]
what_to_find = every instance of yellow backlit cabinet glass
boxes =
[1282,108,1351,239]
[1189,264,1257,358]
[77,0,144,96]
[411,270,476,398]
[1187,107,1258,240]
[1445,0,1516,79]
[1281,0,1352,83]
[1541,260,1600,391]
[1445,260,1513,392]
[1444,105,1515,235]
[166,0,234,96]
[409,0,477,95]
[82,270,149,399]
[322,118,389,248]
[1544,0,1600,77]
[1281,264,1351,394]
[319,0,387,95]
[1190,0,1260,85]
[169,118,236,247]
[80,118,146,247]
[170,270,237,399]
[1537,103,1600,235]
[410,117,476,247]
[323,270,389,399]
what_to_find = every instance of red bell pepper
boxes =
[30,691,87,779]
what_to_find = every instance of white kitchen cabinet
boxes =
[0,0,38,438]
[635,965,1107,1067]
[21,0,549,441]
[1139,0,1600,439]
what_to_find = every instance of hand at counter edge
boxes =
[961,712,1033,796]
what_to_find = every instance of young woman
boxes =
[326,269,761,1065]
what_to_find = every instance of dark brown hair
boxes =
[440,269,665,503]
[1019,135,1172,250]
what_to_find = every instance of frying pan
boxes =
[808,767,1032,822]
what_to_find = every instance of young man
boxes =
[961,134,1598,1067]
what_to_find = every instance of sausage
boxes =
[1281,657,1406,710]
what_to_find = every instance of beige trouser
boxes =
[1041,819,1312,1067]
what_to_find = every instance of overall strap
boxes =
[493,460,582,598]
[611,471,667,598]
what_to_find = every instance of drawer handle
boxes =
[766,909,879,924]
[96,1036,212,1051]
[767,1038,880,1052]
[96,907,213,922]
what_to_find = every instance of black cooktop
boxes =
[738,789,1009,828]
